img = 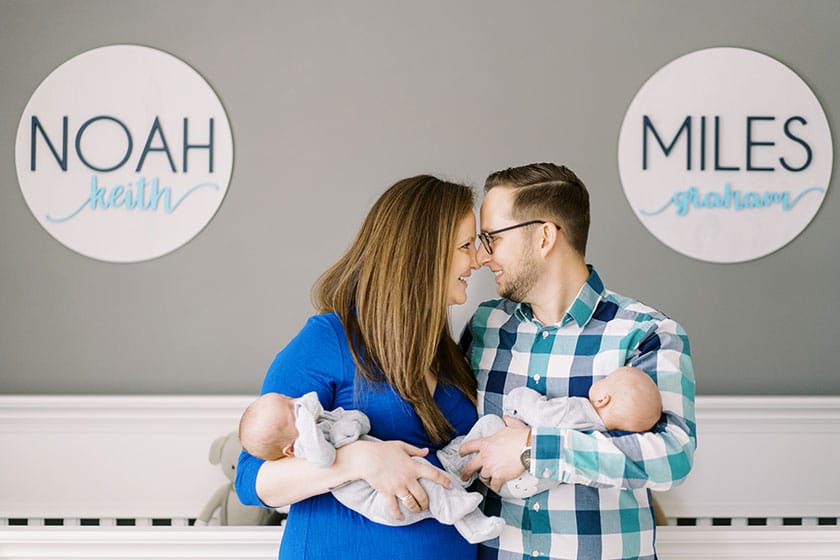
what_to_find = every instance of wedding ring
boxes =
[398,494,414,503]
[478,473,490,482]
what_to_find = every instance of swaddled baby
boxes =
[438,366,663,498]
[238,391,504,544]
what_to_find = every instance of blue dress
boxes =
[236,313,478,559]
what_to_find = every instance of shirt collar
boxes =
[514,265,605,328]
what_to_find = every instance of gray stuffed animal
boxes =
[194,432,282,526]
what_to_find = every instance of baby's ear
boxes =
[283,443,296,457]
[592,394,611,409]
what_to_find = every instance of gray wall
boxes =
[1,0,838,396]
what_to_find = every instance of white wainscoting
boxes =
[0,395,251,521]
[657,396,840,522]
[1,395,839,560]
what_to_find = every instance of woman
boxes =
[236,175,481,559]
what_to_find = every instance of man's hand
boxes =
[458,416,530,493]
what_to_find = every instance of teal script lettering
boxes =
[46,176,219,222]
[639,183,824,217]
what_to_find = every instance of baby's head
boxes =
[588,367,662,432]
[239,392,300,461]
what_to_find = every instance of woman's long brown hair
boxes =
[312,175,477,444]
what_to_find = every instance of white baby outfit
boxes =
[293,392,505,544]
[437,386,605,499]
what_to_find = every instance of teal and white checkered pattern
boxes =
[463,267,696,560]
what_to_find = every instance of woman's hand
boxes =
[340,439,452,521]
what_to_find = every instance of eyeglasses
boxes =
[478,220,560,255]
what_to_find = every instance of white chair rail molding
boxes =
[1,394,838,560]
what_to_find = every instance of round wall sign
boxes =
[15,45,234,263]
[618,47,831,263]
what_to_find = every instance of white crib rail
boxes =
[0,527,281,560]
[2,526,840,560]
[657,527,840,559]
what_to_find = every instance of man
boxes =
[459,163,696,560]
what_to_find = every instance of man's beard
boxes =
[500,245,541,303]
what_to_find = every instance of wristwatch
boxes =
[519,446,532,471]
[519,428,532,471]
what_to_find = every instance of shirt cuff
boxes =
[532,426,564,481]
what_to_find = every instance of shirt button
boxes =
[533,374,541,383]
[531,551,540,557]
[533,503,541,512]
[541,331,549,339]
[543,469,550,478]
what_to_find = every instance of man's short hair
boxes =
[485,163,590,256]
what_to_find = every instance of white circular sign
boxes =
[618,47,831,263]
[15,45,233,263]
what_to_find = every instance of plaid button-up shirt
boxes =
[462,267,696,560]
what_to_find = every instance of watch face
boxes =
[520,447,531,470]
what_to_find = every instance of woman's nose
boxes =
[476,242,491,266]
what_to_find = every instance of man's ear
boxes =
[539,222,560,253]
[592,394,611,409]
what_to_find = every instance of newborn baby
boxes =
[238,391,504,543]
[438,366,663,499]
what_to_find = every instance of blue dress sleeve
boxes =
[235,313,351,507]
